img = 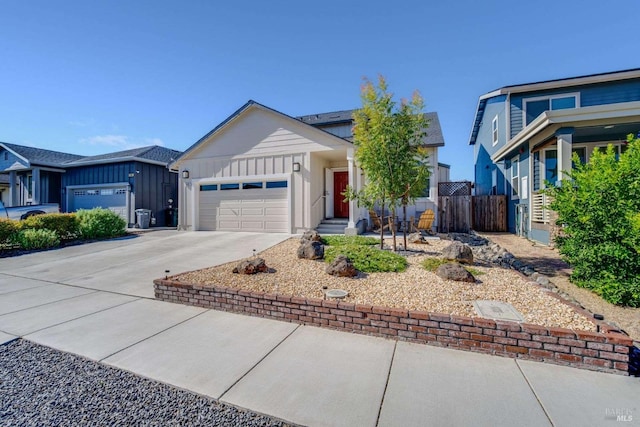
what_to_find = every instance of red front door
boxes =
[333,171,349,218]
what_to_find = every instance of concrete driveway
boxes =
[0,230,639,427]
[0,230,288,298]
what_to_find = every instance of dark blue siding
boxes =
[61,162,178,227]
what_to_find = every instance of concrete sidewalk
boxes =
[0,231,638,426]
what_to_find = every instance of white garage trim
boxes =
[66,182,131,224]
[192,173,291,232]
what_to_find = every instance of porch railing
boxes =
[531,191,553,224]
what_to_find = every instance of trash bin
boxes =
[135,209,152,229]
[165,207,178,227]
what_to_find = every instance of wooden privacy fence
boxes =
[437,182,507,233]
[472,195,507,232]
[438,195,472,233]
[438,181,472,233]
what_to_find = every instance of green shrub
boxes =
[321,235,379,246]
[422,258,448,271]
[21,213,80,240]
[325,244,407,273]
[0,218,20,245]
[76,208,127,239]
[14,228,60,250]
[547,135,640,307]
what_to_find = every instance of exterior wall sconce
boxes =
[182,170,190,179]
[292,162,301,172]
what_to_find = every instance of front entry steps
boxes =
[315,218,348,235]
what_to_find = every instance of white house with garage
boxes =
[171,100,447,234]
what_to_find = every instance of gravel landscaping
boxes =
[175,236,596,332]
[0,340,292,427]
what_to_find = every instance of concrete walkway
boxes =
[0,231,638,426]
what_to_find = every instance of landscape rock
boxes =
[325,255,358,277]
[300,230,322,243]
[232,257,269,274]
[441,241,474,264]
[408,232,429,244]
[297,240,324,260]
[435,262,476,283]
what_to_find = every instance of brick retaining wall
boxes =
[154,279,633,375]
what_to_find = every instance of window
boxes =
[544,149,558,184]
[266,181,287,189]
[3,152,7,161]
[532,149,558,189]
[511,157,519,198]
[492,116,499,146]
[242,182,263,190]
[100,189,114,196]
[532,151,541,191]
[27,174,33,199]
[420,178,431,198]
[524,93,578,125]
[87,190,99,195]
[200,184,218,191]
[220,183,239,191]
[572,147,586,167]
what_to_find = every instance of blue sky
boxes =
[1,1,638,180]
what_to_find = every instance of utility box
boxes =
[135,209,152,229]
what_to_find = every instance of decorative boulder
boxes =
[300,230,322,243]
[442,241,474,264]
[408,232,429,244]
[232,258,269,274]
[435,262,476,283]
[325,255,358,277]
[297,240,324,260]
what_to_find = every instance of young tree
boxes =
[547,134,640,307]
[351,76,431,251]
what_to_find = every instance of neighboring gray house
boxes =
[0,143,181,227]
[170,100,447,234]
[469,68,640,245]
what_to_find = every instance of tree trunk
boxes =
[379,198,385,249]
[390,205,397,251]
[402,203,408,249]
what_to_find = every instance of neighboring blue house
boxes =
[0,143,181,227]
[469,68,640,245]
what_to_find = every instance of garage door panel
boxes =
[198,184,288,232]
[69,187,128,222]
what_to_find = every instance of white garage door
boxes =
[69,187,128,221]
[198,181,288,232]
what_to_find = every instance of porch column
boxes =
[556,128,574,183]
[32,167,40,204]
[8,171,17,207]
[345,148,357,235]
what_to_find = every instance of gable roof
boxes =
[65,145,182,167]
[469,68,640,145]
[0,142,83,167]
[172,100,354,168]
[298,109,445,147]
[0,142,180,169]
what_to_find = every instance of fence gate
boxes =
[472,195,508,232]
[438,182,472,233]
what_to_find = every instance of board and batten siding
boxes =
[62,161,177,227]
[180,106,350,233]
